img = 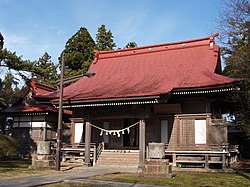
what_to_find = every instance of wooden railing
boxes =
[211,119,228,125]
[96,142,104,162]
[56,142,104,166]
[146,143,231,169]
[164,143,229,152]
[60,143,95,165]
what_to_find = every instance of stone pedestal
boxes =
[32,155,55,168]
[140,159,172,178]
[32,141,55,169]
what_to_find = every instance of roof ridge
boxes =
[93,33,219,62]
[99,33,218,54]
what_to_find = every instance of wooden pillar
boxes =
[84,121,92,166]
[172,153,176,167]
[222,154,226,169]
[205,154,209,169]
[139,119,146,168]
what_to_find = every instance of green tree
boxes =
[0,73,23,134]
[125,42,138,49]
[32,52,59,87]
[96,24,116,50]
[60,27,96,78]
[0,32,34,80]
[216,0,250,157]
[0,79,6,109]
[0,134,19,157]
[0,32,3,50]
[1,73,21,107]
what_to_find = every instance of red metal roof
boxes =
[42,34,242,103]
[0,104,72,115]
[28,79,57,95]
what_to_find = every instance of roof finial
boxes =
[209,33,218,50]
[93,50,100,64]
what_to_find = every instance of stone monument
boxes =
[140,143,172,178]
[31,141,55,168]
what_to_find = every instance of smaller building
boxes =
[0,80,72,156]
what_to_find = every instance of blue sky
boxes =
[0,0,221,72]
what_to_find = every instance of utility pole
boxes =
[55,53,65,171]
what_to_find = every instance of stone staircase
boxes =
[96,150,139,168]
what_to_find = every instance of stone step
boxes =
[99,153,139,158]
[97,150,139,167]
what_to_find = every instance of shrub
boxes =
[0,134,19,158]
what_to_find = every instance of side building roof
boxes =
[0,104,72,116]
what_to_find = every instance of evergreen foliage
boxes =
[0,33,33,80]
[1,73,22,107]
[217,0,250,157]
[0,79,6,109]
[0,134,19,158]
[96,24,116,50]
[60,27,96,78]
[125,42,138,48]
[32,52,59,87]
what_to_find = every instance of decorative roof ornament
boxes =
[93,50,100,64]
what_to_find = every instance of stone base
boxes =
[32,154,55,169]
[139,159,172,178]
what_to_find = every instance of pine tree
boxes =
[60,27,96,78]
[0,32,3,50]
[125,42,138,49]
[1,73,21,107]
[0,79,6,110]
[0,32,33,80]
[96,24,116,50]
[32,52,59,87]
[216,0,250,157]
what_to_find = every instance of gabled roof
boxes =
[41,34,242,104]
[28,79,57,95]
[0,104,72,115]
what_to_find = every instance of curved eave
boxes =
[172,81,243,95]
[52,95,161,108]
[53,81,243,109]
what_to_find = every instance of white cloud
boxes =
[113,12,147,47]
[3,32,29,47]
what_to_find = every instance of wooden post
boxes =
[173,153,176,167]
[55,53,65,171]
[85,121,92,166]
[205,154,209,169]
[139,119,146,168]
[222,154,226,169]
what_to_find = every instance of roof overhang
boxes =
[53,95,160,108]
[172,82,242,95]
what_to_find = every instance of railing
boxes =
[211,119,229,126]
[60,143,96,165]
[57,142,104,166]
[96,142,104,162]
[145,143,232,168]
[164,143,231,168]
[164,143,229,152]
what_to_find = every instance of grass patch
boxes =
[41,171,250,187]
[43,182,110,187]
[89,171,250,187]
[0,158,56,179]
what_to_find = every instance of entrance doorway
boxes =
[161,120,169,144]
[123,118,139,148]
